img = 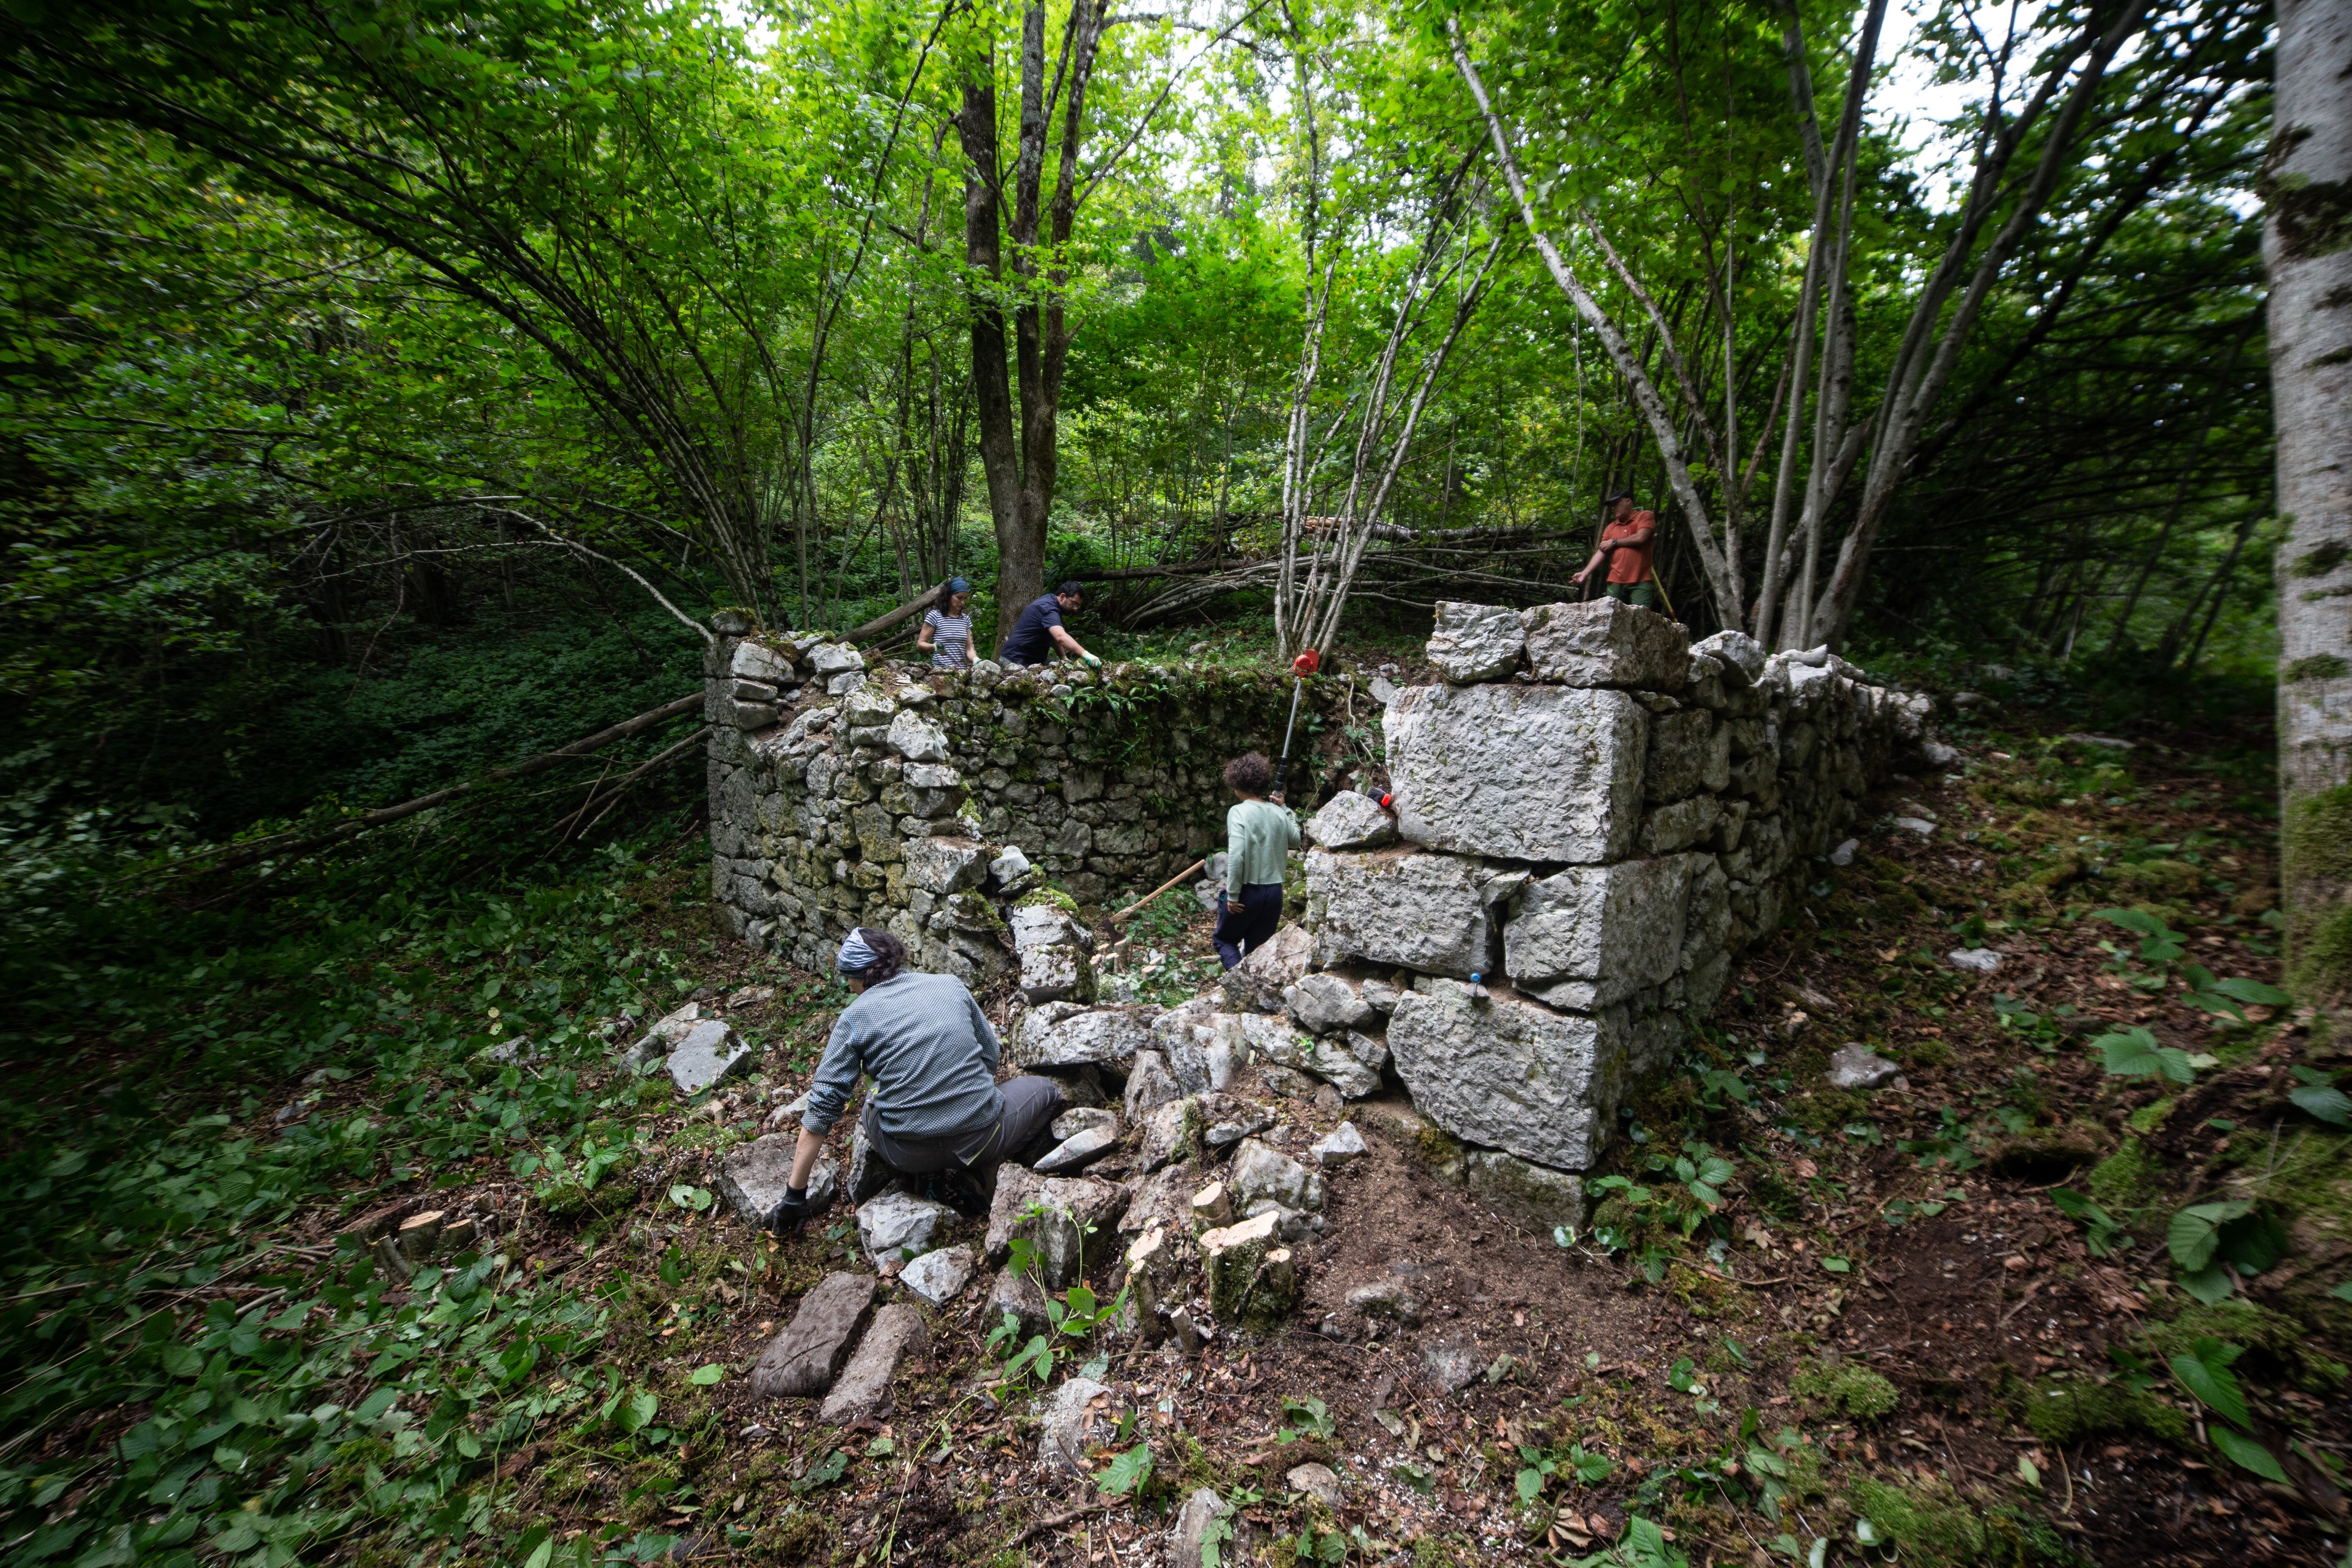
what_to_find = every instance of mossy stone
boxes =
[1791,1358,1899,1419]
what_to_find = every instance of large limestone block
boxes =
[1124,1049,1182,1119]
[1009,1004,1155,1068]
[1242,1014,1381,1099]
[1227,1138,1325,1212]
[1385,684,1649,863]
[1011,898,1095,1004]
[716,1134,839,1220]
[1502,856,1694,1010]
[1689,629,1765,687]
[983,1164,1043,1265]
[1641,794,1722,854]
[1306,850,1492,979]
[1304,791,1397,851]
[858,1191,953,1263]
[1426,601,1526,683]
[818,1302,927,1425]
[1151,997,1217,1093]
[903,835,988,895]
[750,1272,875,1398]
[1643,709,1719,803]
[1465,1151,1587,1235]
[667,1020,754,1095]
[1221,924,1312,1013]
[1386,979,1635,1170]
[1284,971,1375,1035]
[730,638,799,686]
[885,708,950,763]
[990,1174,1130,1287]
[899,1245,975,1306]
[842,681,899,728]
[988,1265,1050,1338]
[808,642,864,678]
[1520,600,1689,690]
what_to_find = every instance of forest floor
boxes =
[8,680,2349,1568]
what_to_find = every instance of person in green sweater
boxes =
[1214,751,1299,969]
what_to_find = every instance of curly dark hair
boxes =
[1222,751,1274,795]
[848,927,907,985]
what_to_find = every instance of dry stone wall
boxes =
[700,610,1350,981]
[696,599,1946,1351]
[1297,598,1937,1186]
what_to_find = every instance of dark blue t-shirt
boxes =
[997,594,1066,664]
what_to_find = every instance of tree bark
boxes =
[958,71,1030,621]
[958,1,1111,623]
[2268,0,2352,1006]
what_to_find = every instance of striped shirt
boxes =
[923,608,974,668]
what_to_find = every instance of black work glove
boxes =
[764,1187,813,1236]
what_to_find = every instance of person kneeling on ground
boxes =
[766,928,1063,1233]
[1214,751,1298,971]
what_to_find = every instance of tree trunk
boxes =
[2268,0,2352,1007]
[958,3,1109,620]
[958,72,1030,617]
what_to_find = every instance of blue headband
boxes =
[946,577,971,596]
[837,929,883,975]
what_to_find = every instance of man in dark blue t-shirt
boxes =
[996,581,1101,668]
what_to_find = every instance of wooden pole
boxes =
[1110,860,1207,923]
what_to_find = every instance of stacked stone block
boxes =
[701,611,1344,979]
[1300,599,1933,1189]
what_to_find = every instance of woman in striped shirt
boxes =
[917,577,976,671]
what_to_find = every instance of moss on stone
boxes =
[1906,1038,1952,1068]
[2023,1377,2189,1446]
[2087,1138,2160,1209]
[1849,1475,2087,1568]
[1791,1358,1899,1420]
[2109,858,2203,898]
[1016,885,1082,915]
[1785,1085,1867,1134]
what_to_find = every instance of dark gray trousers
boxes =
[860,1075,1065,1176]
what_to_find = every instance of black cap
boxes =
[1605,490,1636,505]
[1057,580,1085,597]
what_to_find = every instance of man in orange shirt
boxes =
[1571,490,1658,609]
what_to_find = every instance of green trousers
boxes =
[1603,580,1658,609]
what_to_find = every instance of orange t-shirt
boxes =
[1602,510,1656,584]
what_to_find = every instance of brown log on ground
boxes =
[178,693,705,876]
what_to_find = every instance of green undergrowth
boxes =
[0,831,753,1567]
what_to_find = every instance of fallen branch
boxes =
[846,581,947,645]
[1001,1501,1112,1549]
[173,693,704,877]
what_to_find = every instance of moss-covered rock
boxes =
[1792,1358,1899,1420]
[1850,1475,2087,1567]
[2087,1137,2160,1208]
[2022,1377,2190,1446]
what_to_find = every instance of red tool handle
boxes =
[1291,650,1321,678]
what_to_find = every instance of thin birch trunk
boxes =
[1451,23,1741,630]
[2269,0,2352,1005]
